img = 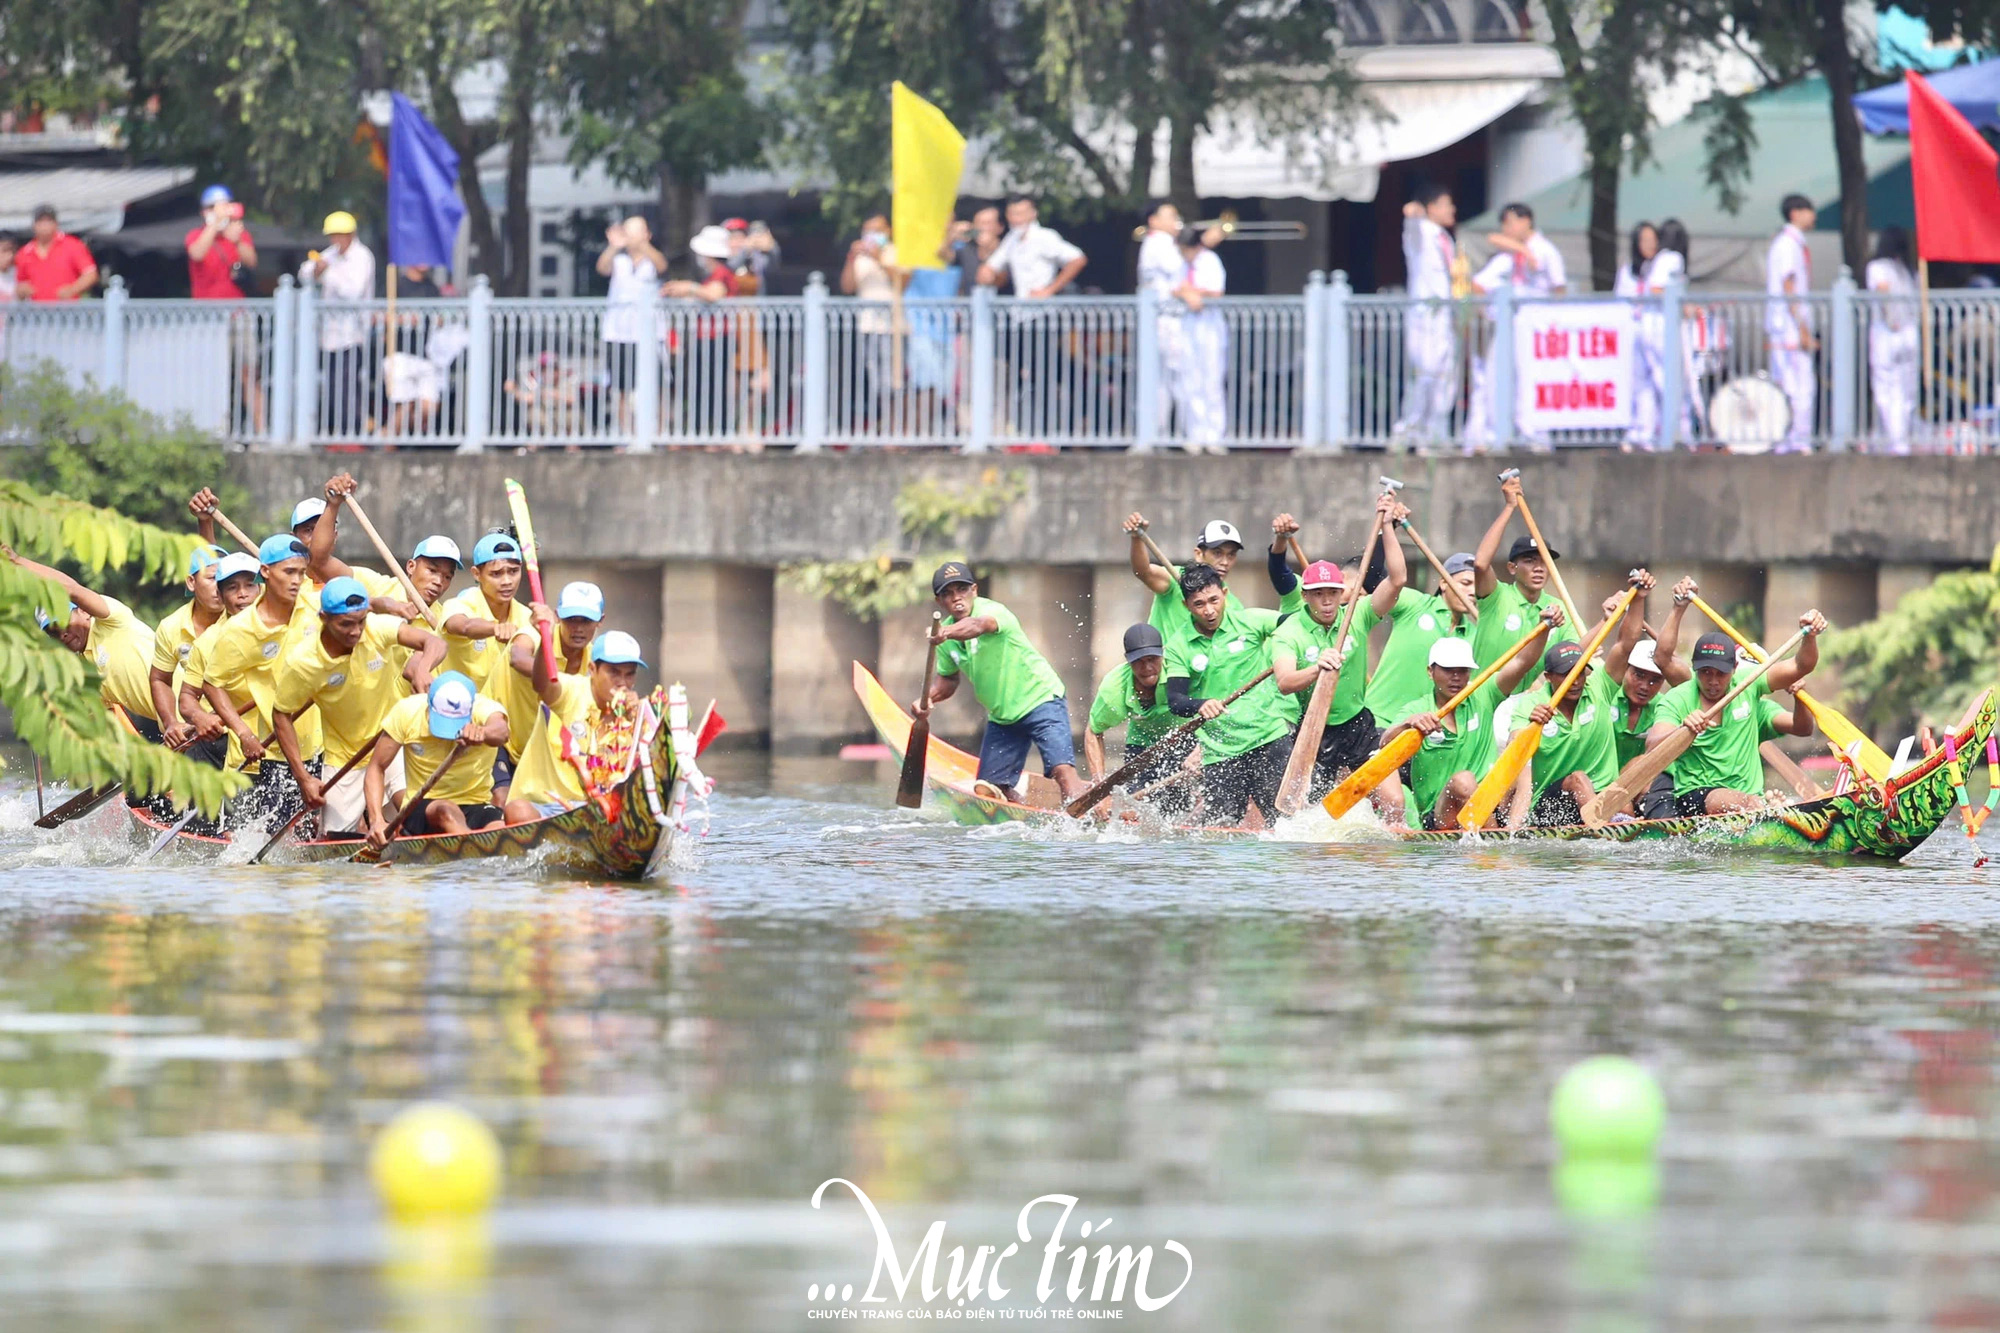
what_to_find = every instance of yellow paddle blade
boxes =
[1795,690,1892,780]
[1320,728,1422,821]
[1459,724,1540,830]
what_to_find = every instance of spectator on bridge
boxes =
[941,207,1001,296]
[662,225,743,442]
[596,216,666,436]
[1392,184,1459,448]
[723,218,779,292]
[1158,225,1228,453]
[1865,225,1918,453]
[1766,194,1818,454]
[15,206,98,302]
[299,211,376,438]
[187,185,265,435]
[978,195,1087,440]
[0,235,16,302]
[1463,202,1565,453]
[841,213,900,430]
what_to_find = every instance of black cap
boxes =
[1122,623,1165,663]
[1543,640,1585,677]
[1508,535,1559,563]
[931,561,976,596]
[31,204,55,222]
[1690,632,1737,672]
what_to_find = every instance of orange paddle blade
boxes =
[1320,727,1422,821]
[1458,721,1540,830]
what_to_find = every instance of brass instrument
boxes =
[1130,209,1308,242]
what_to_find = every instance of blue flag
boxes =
[387,92,465,268]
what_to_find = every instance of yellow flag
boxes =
[891,81,965,271]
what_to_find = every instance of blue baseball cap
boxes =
[589,631,647,668]
[426,672,478,740]
[410,535,462,566]
[258,534,309,566]
[556,581,604,621]
[187,543,228,577]
[472,532,522,567]
[319,576,371,615]
[200,184,234,207]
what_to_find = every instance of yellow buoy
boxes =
[370,1102,503,1220]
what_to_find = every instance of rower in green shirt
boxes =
[1269,492,1409,810]
[1615,578,1695,819]
[1470,472,1561,690]
[1084,624,1190,804]
[1641,605,1828,817]
[1124,512,1304,659]
[920,561,1085,807]
[1164,563,1297,827]
[1365,549,1478,726]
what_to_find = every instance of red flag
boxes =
[694,703,727,757]
[1908,70,2000,263]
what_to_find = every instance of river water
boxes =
[0,751,1994,1331]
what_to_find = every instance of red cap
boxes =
[1300,559,1345,590]
[722,217,749,231]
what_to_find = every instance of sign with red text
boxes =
[1514,303,1635,432]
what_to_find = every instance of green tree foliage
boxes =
[0,482,246,814]
[779,469,1026,618]
[1823,557,2000,735]
[0,366,247,618]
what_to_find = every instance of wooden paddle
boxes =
[1395,515,1477,622]
[1064,668,1275,817]
[897,612,944,809]
[208,509,259,554]
[358,739,470,864]
[344,493,443,631]
[1320,618,1554,821]
[248,731,384,864]
[1274,503,1389,816]
[503,478,560,679]
[1498,468,1583,634]
[1687,593,1891,781]
[1457,580,1640,831]
[35,724,202,830]
[1133,523,1177,577]
[1581,627,1809,828]
[1761,740,1825,800]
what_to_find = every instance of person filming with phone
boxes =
[186,185,258,299]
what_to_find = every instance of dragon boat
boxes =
[856,662,1995,859]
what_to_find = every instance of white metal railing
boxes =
[5,268,1993,454]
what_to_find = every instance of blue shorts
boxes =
[976,697,1075,789]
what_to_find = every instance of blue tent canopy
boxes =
[1854,60,2000,134]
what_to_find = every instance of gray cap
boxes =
[1443,551,1477,575]
[1123,623,1166,663]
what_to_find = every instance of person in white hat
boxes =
[503,627,648,824]
[304,473,458,621]
[1380,607,1558,830]
[663,226,746,438]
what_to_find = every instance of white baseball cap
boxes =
[214,552,262,584]
[556,581,605,621]
[411,535,463,566]
[290,498,327,528]
[1628,639,1661,675]
[1197,520,1244,550]
[1428,637,1477,670]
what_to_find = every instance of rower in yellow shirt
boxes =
[270,577,445,837]
[8,546,161,740]
[196,534,323,823]
[363,672,512,846]
[440,530,538,800]
[304,473,457,620]
[150,544,230,756]
[177,554,264,768]
[503,624,646,824]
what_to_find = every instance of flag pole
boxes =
[1918,257,1930,425]
[383,98,396,436]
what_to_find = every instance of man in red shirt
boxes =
[186,185,258,299]
[15,206,98,302]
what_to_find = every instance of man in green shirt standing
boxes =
[1165,563,1298,826]
[1365,549,1478,727]
[1084,623,1191,807]
[1470,473,1559,685]
[1643,610,1827,816]
[1380,609,1559,830]
[922,561,1086,806]
[1270,492,1409,808]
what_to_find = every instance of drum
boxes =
[1707,375,1791,454]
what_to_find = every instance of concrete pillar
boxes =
[1763,563,1875,702]
[985,565,1095,733]
[770,583,878,753]
[879,603,985,746]
[660,562,772,745]
[1876,563,1938,619]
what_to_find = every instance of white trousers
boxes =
[1868,324,1919,453]
[1770,346,1816,452]
[1160,313,1228,450]
[323,751,405,833]
[1395,308,1457,441]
